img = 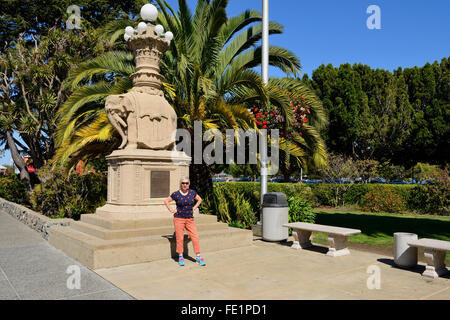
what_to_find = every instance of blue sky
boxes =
[163,0,450,77]
[1,0,449,165]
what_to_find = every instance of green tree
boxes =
[307,58,449,167]
[54,0,327,197]
[0,26,110,189]
[403,59,449,165]
[0,0,146,50]
[320,153,360,207]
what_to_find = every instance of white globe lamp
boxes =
[165,31,174,41]
[154,24,164,36]
[137,22,147,33]
[140,4,158,22]
[125,26,134,36]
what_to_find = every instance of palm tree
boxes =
[54,0,327,196]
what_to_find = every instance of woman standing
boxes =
[164,178,206,267]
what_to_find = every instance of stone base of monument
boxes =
[48,149,253,270]
[47,21,254,271]
[49,213,253,270]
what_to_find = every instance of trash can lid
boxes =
[262,192,288,207]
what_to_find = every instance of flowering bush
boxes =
[361,185,407,214]
[31,165,107,220]
[251,94,310,139]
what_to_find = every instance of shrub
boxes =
[409,168,449,215]
[342,184,372,205]
[202,182,318,227]
[360,185,407,214]
[228,221,247,229]
[204,181,447,222]
[0,174,30,205]
[287,196,315,223]
[228,191,258,228]
[310,183,338,207]
[31,166,107,220]
[200,184,258,228]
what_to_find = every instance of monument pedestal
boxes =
[103,149,191,214]
[49,149,253,270]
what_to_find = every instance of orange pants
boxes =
[173,218,201,255]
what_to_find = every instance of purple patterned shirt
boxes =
[170,189,197,219]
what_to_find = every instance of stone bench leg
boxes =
[291,229,313,250]
[422,249,448,279]
[326,235,350,257]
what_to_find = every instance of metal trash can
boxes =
[394,232,418,268]
[262,192,289,242]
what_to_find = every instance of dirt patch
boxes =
[346,242,450,265]
[347,242,393,258]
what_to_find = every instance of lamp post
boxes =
[254,0,269,237]
[260,0,269,206]
[123,4,172,44]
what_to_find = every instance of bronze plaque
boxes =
[151,171,170,198]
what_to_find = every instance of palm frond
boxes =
[65,51,134,90]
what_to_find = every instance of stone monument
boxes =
[97,18,190,219]
[48,4,253,270]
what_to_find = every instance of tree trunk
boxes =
[189,163,213,199]
[185,127,214,199]
[21,134,45,169]
[282,168,291,182]
[6,129,32,191]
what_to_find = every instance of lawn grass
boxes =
[310,208,450,261]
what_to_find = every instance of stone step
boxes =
[49,224,253,270]
[71,220,228,240]
[80,213,218,230]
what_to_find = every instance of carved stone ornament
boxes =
[105,24,177,150]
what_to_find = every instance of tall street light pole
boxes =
[260,0,269,220]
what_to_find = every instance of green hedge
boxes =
[0,174,30,205]
[200,182,317,228]
[207,182,448,216]
[31,171,107,220]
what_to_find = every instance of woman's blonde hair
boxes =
[180,177,190,188]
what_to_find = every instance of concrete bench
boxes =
[407,238,450,279]
[283,222,361,257]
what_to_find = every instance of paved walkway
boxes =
[0,210,133,300]
[1,209,449,300]
[96,240,450,300]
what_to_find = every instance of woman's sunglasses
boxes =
[181,182,190,185]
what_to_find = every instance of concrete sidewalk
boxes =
[0,210,134,300]
[96,238,450,300]
[1,209,449,300]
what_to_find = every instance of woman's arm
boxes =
[193,195,202,211]
[164,196,177,214]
